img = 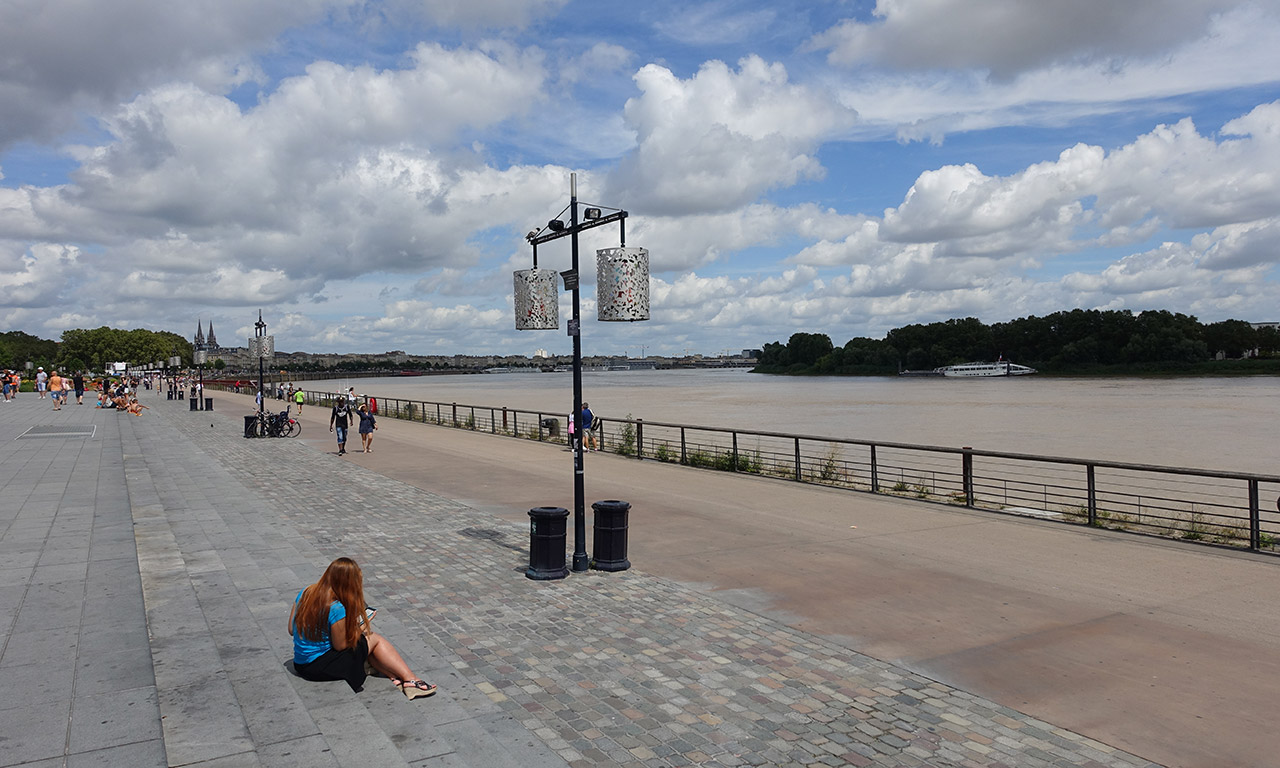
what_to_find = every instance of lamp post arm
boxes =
[529,210,628,246]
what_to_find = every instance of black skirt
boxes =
[295,635,370,692]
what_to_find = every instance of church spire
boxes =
[194,320,205,347]
[206,322,218,349]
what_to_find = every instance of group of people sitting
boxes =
[95,381,148,414]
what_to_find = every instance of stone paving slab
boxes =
[1,392,1165,767]
[0,394,165,768]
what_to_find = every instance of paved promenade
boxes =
[0,388,1194,767]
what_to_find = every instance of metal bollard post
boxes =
[590,500,631,572]
[189,397,199,411]
[526,507,569,580]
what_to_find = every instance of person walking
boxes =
[294,387,305,415]
[49,370,66,410]
[357,403,377,453]
[36,367,47,398]
[289,557,437,699]
[330,398,354,455]
[72,371,86,405]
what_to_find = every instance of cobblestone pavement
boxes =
[137,401,1152,768]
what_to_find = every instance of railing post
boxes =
[732,432,739,472]
[491,407,496,433]
[962,447,974,506]
[538,412,544,441]
[636,419,644,459]
[870,445,879,492]
[1249,479,1261,550]
[1087,465,1097,526]
[451,402,458,427]
[680,427,686,464]
[502,407,508,432]
[794,437,801,481]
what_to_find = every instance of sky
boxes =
[2,0,1280,358]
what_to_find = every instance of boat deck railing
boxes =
[285,387,1280,556]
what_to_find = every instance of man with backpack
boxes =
[329,399,354,455]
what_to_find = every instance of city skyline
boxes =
[2,0,1279,356]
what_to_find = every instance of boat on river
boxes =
[898,360,1037,377]
[935,361,1036,377]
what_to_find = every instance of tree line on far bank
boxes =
[754,310,1280,376]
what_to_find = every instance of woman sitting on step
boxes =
[289,557,437,700]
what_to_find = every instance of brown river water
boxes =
[323,369,1278,476]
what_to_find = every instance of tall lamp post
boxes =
[516,172,649,572]
[193,342,207,409]
[250,310,273,418]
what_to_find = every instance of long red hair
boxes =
[295,557,367,649]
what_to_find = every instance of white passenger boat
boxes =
[935,361,1036,377]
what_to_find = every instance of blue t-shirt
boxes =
[292,589,346,664]
[581,407,594,429]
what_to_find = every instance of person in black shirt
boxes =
[330,400,354,455]
[72,372,86,405]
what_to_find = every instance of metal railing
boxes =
[289,388,1280,555]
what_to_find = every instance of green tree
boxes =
[786,332,833,367]
[1203,320,1257,359]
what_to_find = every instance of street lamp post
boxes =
[254,311,266,418]
[250,310,274,419]
[516,173,648,573]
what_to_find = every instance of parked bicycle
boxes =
[254,409,300,438]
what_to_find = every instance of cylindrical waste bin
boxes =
[591,500,631,571]
[526,506,569,580]
[204,397,214,411]
[243,415,257,438]
[189,397,199,411]
[167,390,174,400]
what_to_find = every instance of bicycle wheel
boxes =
[286,419,301,438]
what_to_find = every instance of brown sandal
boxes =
[396,679,437,700]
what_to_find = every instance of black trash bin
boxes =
[243,415,257,438]
[204,397,214,411]
[526,506,569,580]
[189,397,199,411]
[167,390,173,400]
[591,500,631,572]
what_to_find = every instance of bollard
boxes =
[526,507,569,580]
[591,500,631,572]
[204,397,214,411]
[167,391,174,400]
[243,415,257,439]
[189,397,199,411]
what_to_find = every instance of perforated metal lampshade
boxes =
[513,268,560,330]
[596,247,650,322]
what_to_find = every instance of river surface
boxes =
[322,370,1278,475]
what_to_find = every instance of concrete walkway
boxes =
[0,387,1194,767]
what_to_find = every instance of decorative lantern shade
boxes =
[596,247,650,322]
[514,268,560,330]
[193,350,208,365]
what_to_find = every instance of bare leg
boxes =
[365,632,415,683]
